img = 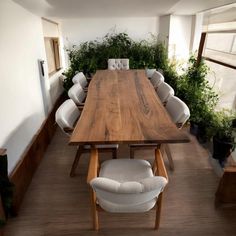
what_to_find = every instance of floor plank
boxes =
[5,128,236,236]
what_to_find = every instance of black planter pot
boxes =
[197,125,207,144]
[190,122,207,143]
[190,122,199,136]
[212,136,234,167]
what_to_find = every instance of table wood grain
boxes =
[70,70,189,145]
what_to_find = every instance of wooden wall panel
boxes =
[9,94,66,214]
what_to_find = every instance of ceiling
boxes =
[13,0,236,18]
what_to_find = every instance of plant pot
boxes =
[212,136,234,167]
[197,125,207,144]
[190,122,199,136]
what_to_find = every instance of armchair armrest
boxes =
[87,148,99,184]
[155,148,168,182]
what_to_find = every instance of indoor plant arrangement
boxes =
[176,56,219,142]
[210,111,236,167]
[63,32,170,91]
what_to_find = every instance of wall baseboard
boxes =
[9,93,66,214]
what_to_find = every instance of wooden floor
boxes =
[5,128,236,236]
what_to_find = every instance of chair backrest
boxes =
[156,82,174,104]
[72,72,87,88]
[90,176,167,209]
[150,71,164,89]
[166,95,190,127]
[55,99,80,135]
[108,59,129,70]
[145,68,156,79]
[68,83,86,106]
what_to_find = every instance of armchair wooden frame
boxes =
[70,146,117,177]
[87,147,168,230]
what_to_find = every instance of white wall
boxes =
[61,17,159,47]
[169,15,193,61]
[0,0,56,173]
[158,15,171,47]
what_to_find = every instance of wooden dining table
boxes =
[70,70,189,230]
[69,69,189,146]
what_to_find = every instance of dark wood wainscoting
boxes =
[9,94,66,214]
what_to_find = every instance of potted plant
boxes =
[211,111,236,167]
[176,56,219,143]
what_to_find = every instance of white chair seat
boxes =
[83,144,118,149]
[99,159,153,182]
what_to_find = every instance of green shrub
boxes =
[63,32,170,91]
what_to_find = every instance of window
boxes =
[197,4,236,110]
[42,18,61,76]
[44,37,61,76]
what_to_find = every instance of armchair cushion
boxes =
[91,176,167,194]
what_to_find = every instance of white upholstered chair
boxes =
[87,148,168,230]
[161,95,190,170]
[150,71,165,90]
[145,68,156,79]
[72,72,88,90]
[156,82,174,105]
[108,59,129,70]
[166,95,190,128]
[55,99,118,177]
[130,95,190,170]
[68,83,86,109]
[55,99,80,136]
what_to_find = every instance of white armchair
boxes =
[129,95,190,171]
[68,83,86,108]
[150,71,165,90]
[156,82,174,105]
[55,99,118,177]
[72,72,88,90]
[88,148,168,230]
[108,59,129,70]
[145,68,156,79]
[166,95,190,128]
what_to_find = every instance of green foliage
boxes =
[63,32,169,91]
[175,56,219,141]
[208,110,236,141]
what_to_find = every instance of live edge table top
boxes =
[69,70,189,145]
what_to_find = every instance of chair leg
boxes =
[70,146,84,177]
[112,148,117,159]
[165,144,174,171]
[155,192,163,230]
[130,147,135,159]
[90,189,99,230]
